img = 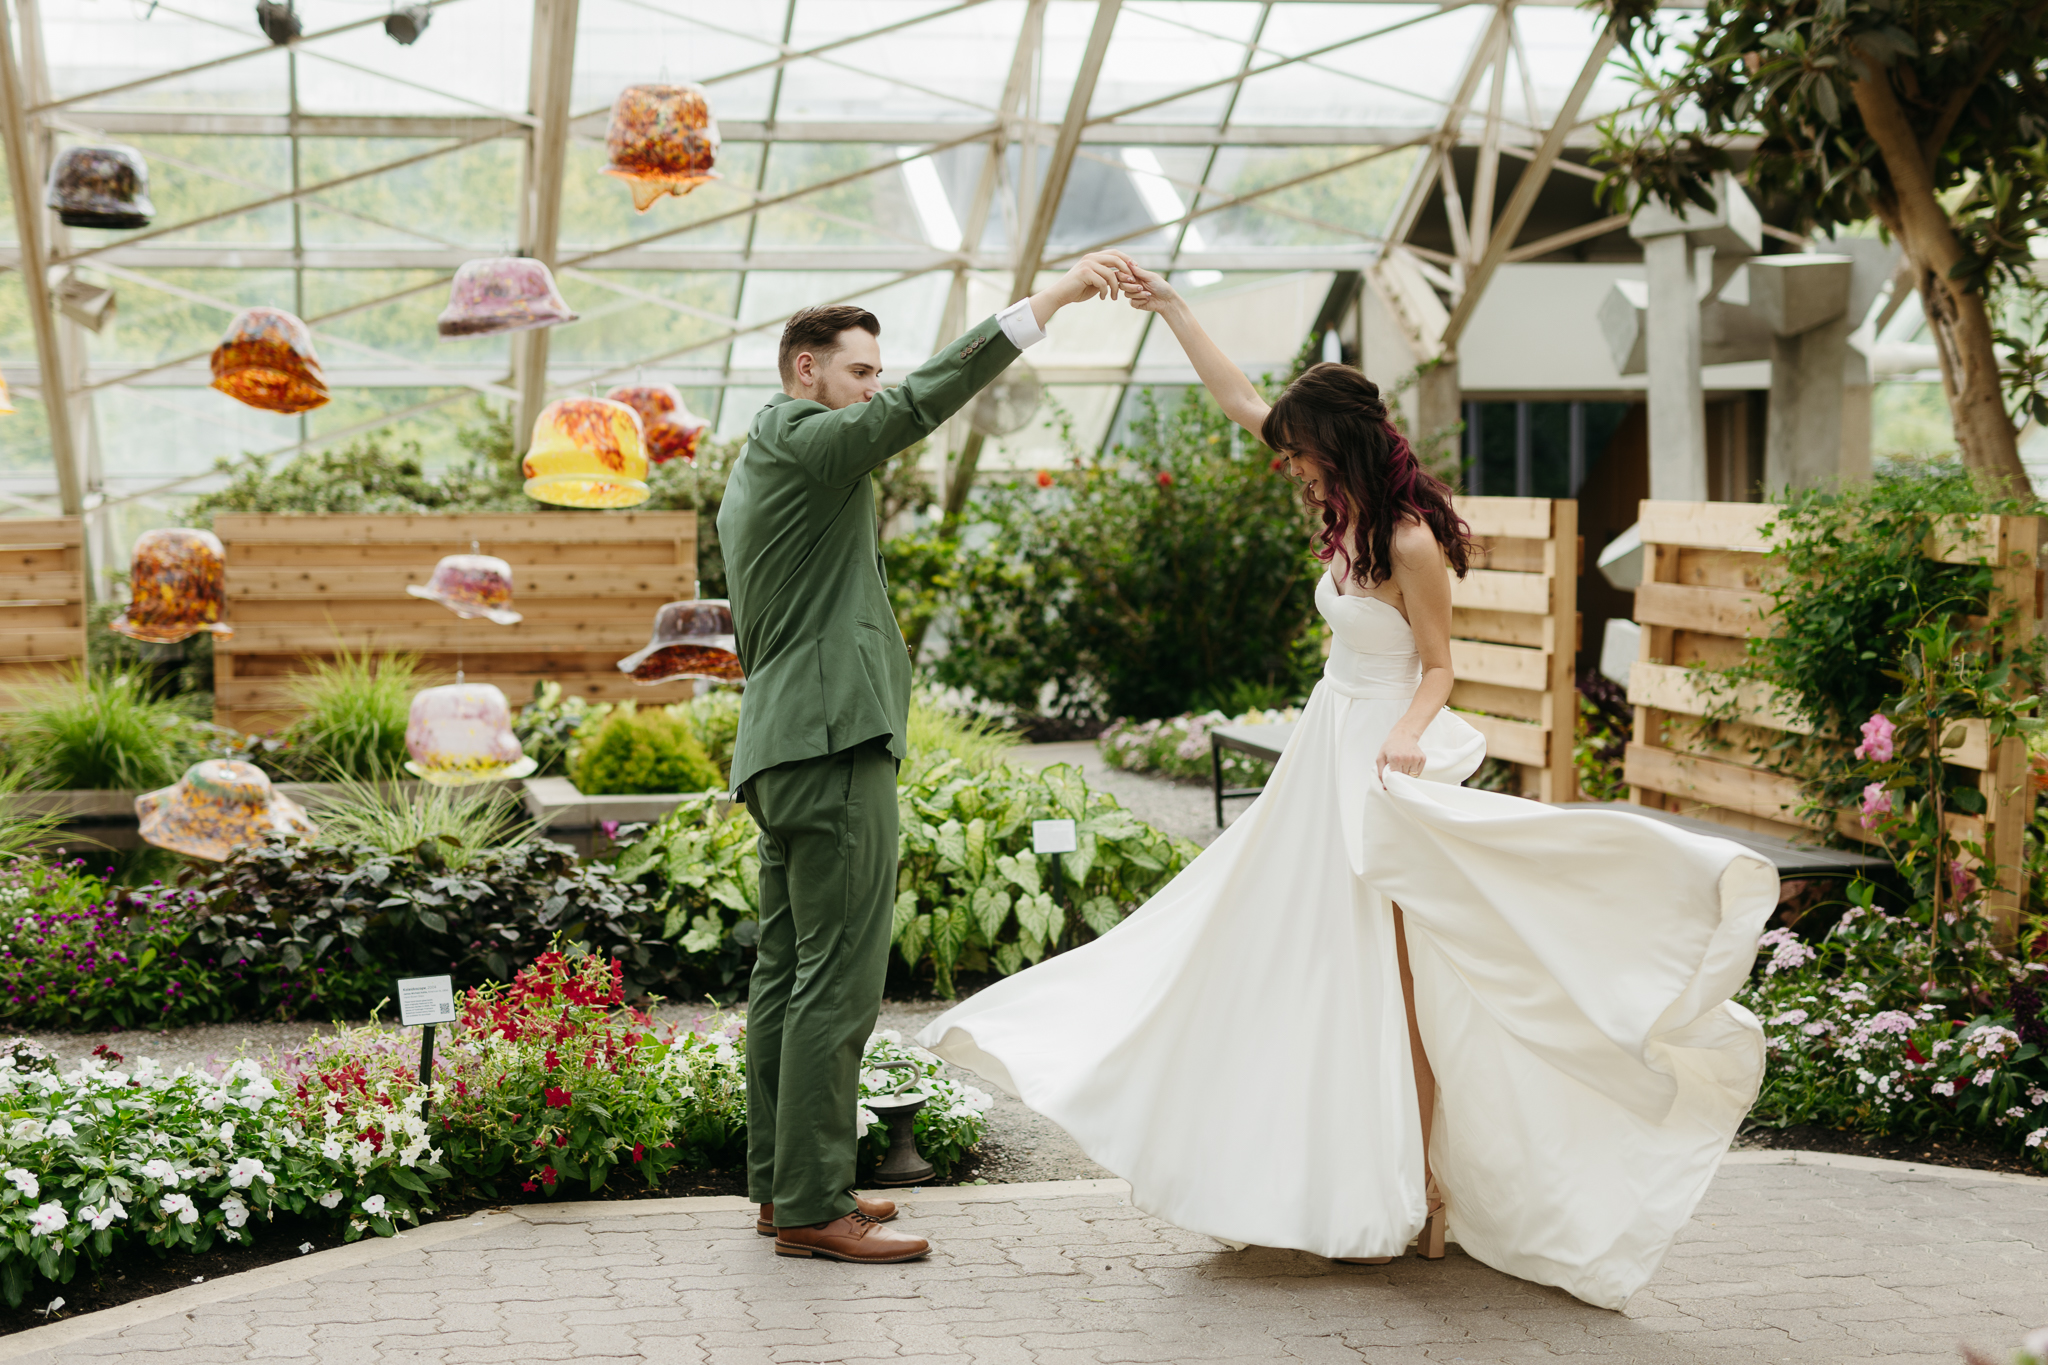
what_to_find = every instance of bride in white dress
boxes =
[917,260,1780,1311]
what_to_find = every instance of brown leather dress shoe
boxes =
[757,1196,896,1237]
[774,1211,929,1263]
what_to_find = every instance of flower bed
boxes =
[1099,707,1299,787]
[0,952,990,1308]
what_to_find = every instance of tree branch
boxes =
[1916,8,2043,168]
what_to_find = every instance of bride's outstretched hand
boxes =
[1117,260,1180,314]
[1375,733,1427,786]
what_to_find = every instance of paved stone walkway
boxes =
[7,1154,2043,1365]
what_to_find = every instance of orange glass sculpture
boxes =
[522,397,650,508]
[606,384,709,464]
[617,600,742,685]
[603,83,720,211]
[110,529,233,644]
[404,683,539,786]
[406,554,523,625]
[437,257,577,337]
[136,760,315,861]
[210,306,328,414]
[47,144,154,229]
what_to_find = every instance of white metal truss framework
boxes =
[0,0,1632,526]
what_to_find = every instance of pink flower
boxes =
[1859,783,1892,829]
[1156,471,1173,487]
[1854,713,1895,762]
[1949,861,1979,900]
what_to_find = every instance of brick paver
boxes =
[5,1155,2042,1365]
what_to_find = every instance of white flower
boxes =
[26,1202,66,1237]
[10,1119,43,1143]
[140,1159,177,1185]
[320,1138,344,1161]
[1769,1009,1810,1027]
[360,1194,386,1216]
[856,1106,879,1131]
[1931,1081,1957,1097]
[2027,1128,2046,1149]
[1973,1068,1997,1087]
[45,1119,74,1140]
[219,1196,249,1229]
[159,1193,198,1225]
[217,1121,236,1146]
[299,1242,314,1255]
[227,1157,272,1189]
[198,1092,225,1113]
[5,1168,39,1199]
[88,1201,125,1231]
[317,1190,344,1209]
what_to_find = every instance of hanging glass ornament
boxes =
[522,397,650,509]
[0,374,13,416]
[406,554,523,625]
[45,144,154,229]
[136,760,315,861]
[616,600,742,685]
[603,83,720,212]
[605,384,709,464]
[210,307,329,414]
[403,684,539,786]
[109,529,233,645]
[436,257,577,338]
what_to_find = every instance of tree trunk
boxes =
[1850,54,2031,498]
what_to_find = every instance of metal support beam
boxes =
[0,0,79,514]
[513,0,581,458]
[1439,20,1618,349]
[944,0,1119,523]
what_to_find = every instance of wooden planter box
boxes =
[0,517,88,710]
[211,512,698,734]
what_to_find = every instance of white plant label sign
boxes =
[396,975,457,1027]
[1031,819,1078,855]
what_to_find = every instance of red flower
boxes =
[632,1143,646,1163]
[544,1049,559,1072]
[540,1166,558,1186]
[1270,456,1287,471]
[521,1180,538,1193]
[1156,471,1173,487]
[555,1132,570,1147]
[544,1086,573,1109]
[1906,1041,1927,1065]
[1035,470,1053,488]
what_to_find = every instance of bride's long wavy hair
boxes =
[1261,363,1475,588]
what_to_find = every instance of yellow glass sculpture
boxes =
[522,397,650,508]
[210,306,329,414]
[606,384,709,464]
[617,600,742,685]
[136,760,315,861]
[406,554,523,625]
[109,528,233,644]
[403,683,540,787]
[603,84,720,211]
[0,374,13,415]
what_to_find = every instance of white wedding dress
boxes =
[918,571,1779,1310]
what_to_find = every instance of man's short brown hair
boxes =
[778,305,881,386]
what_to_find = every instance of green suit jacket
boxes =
[719,313,1022,796]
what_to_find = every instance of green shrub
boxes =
[905,695,1013,774]
[930,385,1323,722]
[308,777,525,870]
[4,669,208,791]
[569,705,722,796]
[274,650,425,780]
[678,688,743,784]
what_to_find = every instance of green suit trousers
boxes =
[744,739,900,1227]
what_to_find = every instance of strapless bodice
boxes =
[1317,571,1420,701]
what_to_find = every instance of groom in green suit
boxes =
[719,252,1129,1263]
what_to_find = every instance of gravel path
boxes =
[1009,739,1243,849]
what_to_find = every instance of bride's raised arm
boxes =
[1115,260,1271,439]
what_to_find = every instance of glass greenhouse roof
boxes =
[0,0,1644,523]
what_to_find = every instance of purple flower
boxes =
[1854,713,1895,763]
[600,820,620,842]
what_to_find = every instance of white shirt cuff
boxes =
[994,297,1046,351]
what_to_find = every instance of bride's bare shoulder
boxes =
[1388,519,1441,566]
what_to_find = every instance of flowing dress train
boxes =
[917,571,1778,1310]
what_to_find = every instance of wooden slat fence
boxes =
[1447,496,1580,802]
[213,513,697,733]
[1623,499,2039,941]
[0,517,88,708]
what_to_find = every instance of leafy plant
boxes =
[1574,673,1631,804]
[274,649,427,781]
[308,777,525,871]
[511,681,600,778]
[4,669,208,791]
[1593,0,2048,493]
[904,697,1014,775]
[930,385,1323,723]
[569,704,722,796]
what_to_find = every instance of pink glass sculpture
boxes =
[210,306,328,413]
[616,600,742,685]
[404,683,538,786]
[603,84,720,211]
[606,384,709,464]
[109,528,233,645]
[406,554,523,625]
[136,760,315,861]
[47,144,154,229]
[437,257,578,338]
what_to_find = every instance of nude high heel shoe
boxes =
[1417,1182,1446,1260]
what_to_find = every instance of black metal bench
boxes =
[1210,722,1296,827]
